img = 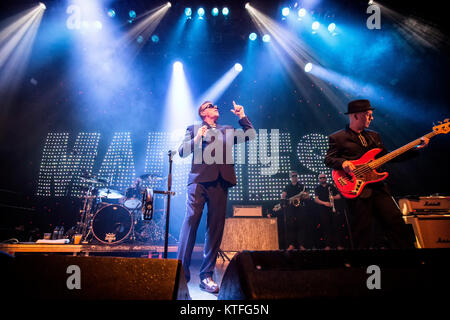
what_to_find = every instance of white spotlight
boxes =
[312,21,320,30]
[173,61,183,71]
[39,2,46,10]
[245,3,251,9]
[234,63,243,72]
[304,63,313,73]
[298,8,306,17]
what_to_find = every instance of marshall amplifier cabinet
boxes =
[398,196,450,215]
[399,196,450,248]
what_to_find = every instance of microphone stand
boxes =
[153,150,176,258]
[164,150,174,258]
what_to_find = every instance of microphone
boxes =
[168,150,177,156]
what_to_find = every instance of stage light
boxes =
[328,23,336,33]
[245,3,251,9]
[167,2,171,8]
[136,35,144,43]
[312,21,320,30]
[107,9,116,18]
[234,63,243,72]
[39,2,46,10]
[282,7,290,17]
[212,8,219,16]
[304,63,313,73]
[298,8,306,17]
[262,34,271,42]
[197,8,205,17]
[185,7,192,17]
[249,32,257,41]
[129,10,136,19]
[173,61,183,71]
[222,7,229,16]
[151,34,159,43]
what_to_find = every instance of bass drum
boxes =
[92,204,132,244]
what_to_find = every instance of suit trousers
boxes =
[345,187,415,249]
[177,178,229,282]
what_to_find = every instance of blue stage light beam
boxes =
[116,2,171,56]
[308,63,434,122]
[282,7,290,17]
[197,8,205,18]
[185,7,192,18]
[212,8,219,16]
[196,63,244,107]
[222,7,229,16]
[0,3,45,110]
[164,61,196,138]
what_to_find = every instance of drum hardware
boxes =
[98,188,124,200]
[75,166,177,246]
[80,175,108,185]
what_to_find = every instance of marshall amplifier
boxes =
[398,196,450,215]
[399,196,450,248]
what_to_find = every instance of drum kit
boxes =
[76,173,171,245]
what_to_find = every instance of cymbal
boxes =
[98,188,124,199]
[80,176,107,184]
[140,173,163,181]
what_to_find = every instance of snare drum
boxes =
[92,204,132,244]
[124,198,142,210]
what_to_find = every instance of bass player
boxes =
[324,99,428,249]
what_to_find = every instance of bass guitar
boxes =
[333,120,449,199]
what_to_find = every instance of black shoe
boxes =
[199,277,219,294]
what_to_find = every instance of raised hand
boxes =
[230,100,246,119]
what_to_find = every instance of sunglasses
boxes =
[202,103,218,111]
[319,177,327,179]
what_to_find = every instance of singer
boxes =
[176,100,254,294]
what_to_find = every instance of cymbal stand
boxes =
[129,201,142,242]
[79,184,96,243]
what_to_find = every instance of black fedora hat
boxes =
[345,99,375,114]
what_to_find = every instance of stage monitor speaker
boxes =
[218,249,450,300]
[6,255,190,300]
[404,215,450,248]
[220,217,278,251]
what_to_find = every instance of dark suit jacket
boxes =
[324,125,418,197]
[178,116,255,186]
